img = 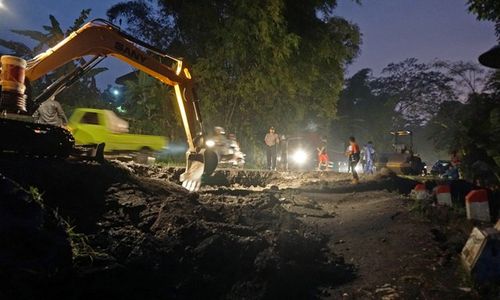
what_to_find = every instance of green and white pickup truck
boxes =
[68,108,167,156]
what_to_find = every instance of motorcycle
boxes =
[205,129,245,168]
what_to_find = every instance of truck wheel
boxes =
[135,148,154,165]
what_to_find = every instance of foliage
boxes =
[426,90,499,183]
[374,58,455,127]
[330,58,497,174]
[332,59,459,153]
[107,0,361,163]
[331,68,395,152]
[467,0,500,38]
[433,60,491,96]
[0,10,107,112]
[122,72,183,138]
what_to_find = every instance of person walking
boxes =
[264,126,280,170]
[346,136,361,184]
[32,96,68,127]
[317,147,329,171]
[363,141,376,174]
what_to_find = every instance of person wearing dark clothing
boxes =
[264,126,280,170]
[32,96,68,127]
[346,136,360,184]
[363,141,376,174]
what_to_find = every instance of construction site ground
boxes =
[0,158,492,299]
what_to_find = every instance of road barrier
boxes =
[466,189,490,222]
[412,183,428,200]
[435,184,452,207]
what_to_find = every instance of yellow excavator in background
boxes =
[375,130,426,175]
[0,19,217,191]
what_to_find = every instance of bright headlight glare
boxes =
[206,140,215,147]
[292,149,308,164]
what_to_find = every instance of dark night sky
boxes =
[0,0,496,89]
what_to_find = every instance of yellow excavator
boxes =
[0,19,217,191]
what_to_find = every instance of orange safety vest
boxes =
[351,143,360,154]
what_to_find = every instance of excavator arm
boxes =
[5,19,217,190]
[26,19,201,151]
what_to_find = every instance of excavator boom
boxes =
[26,19,200,150]
[0,19,216,190]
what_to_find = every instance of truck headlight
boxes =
[206,140,215,147]
[291,149,308,165]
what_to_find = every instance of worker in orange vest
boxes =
[346,136,361,184]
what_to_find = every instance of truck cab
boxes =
[68,108,167,154]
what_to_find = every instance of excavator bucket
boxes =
[180,148,218,191]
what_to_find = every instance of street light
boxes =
[112,89,120,96]
[0,0,6,10]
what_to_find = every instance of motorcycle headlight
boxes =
[206,140,215,147]
[291,149,308,165]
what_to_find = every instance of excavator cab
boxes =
[0,19,217,191]
[375,130,425,175]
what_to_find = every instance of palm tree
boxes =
[0,10,108,109]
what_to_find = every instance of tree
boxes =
[331,69,396,153]
[424,80,500,182]
[433,60,491,96]
[467,0,500,38]
[122,72,183,139]
[374,58,455,127]
[107,0,361,164]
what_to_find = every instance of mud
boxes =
[1,157,493,299]
[0,158,354,299]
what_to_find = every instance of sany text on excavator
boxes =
[0,19,218,191]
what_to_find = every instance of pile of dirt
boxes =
[0,158,354,299]
[0,175,72,300]
[120,161,353,189]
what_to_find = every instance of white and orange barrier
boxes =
[411,183,428,200]
[466,189,490,222]
[435,184,452,206]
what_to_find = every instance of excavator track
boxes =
[0,118,75,158]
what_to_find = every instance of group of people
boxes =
[264,126,376,183]
[345,136,376,184]
[36,97,375,185]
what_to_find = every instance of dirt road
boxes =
[0,160,481,299]
[282,188,474,299]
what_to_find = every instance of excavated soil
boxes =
[0,158,490,299]
[0,159,354,299]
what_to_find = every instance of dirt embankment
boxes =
[3,158,494,299]
[0,159,354,299]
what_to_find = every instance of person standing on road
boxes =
[317,147,329,171]
[450,150,462,179]
[346,136,361,184]
[32,95,68,127]
[363,141,376,174]
[264,126,280,170]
